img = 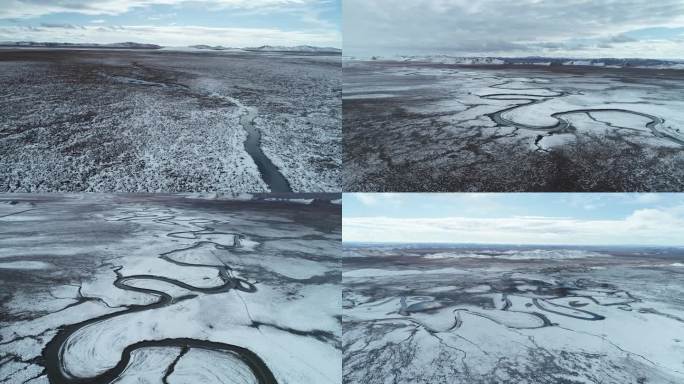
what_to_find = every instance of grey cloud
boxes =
[344,0,684,57]
[527,41,591,51]
[610,34,638,43]
[40,22,81,29]
[534,42,565,49]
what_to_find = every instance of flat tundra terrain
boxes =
[0,194,341,384]
[0,49,341,192]
[343,244,684,384]
[344,61,684,191]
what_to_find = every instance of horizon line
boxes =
[0,40,341,48]
[342,240,684,248]
[343,53,684,62]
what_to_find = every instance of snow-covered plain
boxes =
[0,49,341,192]
[343,244,684,384]
[343,60,684,191]
[0,193,341,384]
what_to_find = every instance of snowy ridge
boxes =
[424,249,608,260]
[356,54,684,69]
[399,55,505,65]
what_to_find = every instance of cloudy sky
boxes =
[343,193,684,246]
[344,0,684,59]
[0,0,341,47]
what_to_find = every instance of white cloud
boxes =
[353,193,403,206]
[0,24,340,47]
[0,0,316,19]
[563,194,607,211]
[634,193,662,204]
[343,208,684,246]
[354,193,378,206]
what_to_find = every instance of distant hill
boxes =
[244,45,342,54]
[0,41,162,49]
[398,55,505,65]
[0,41,343,54]
[188,44,236,51]
[388,55,684,69]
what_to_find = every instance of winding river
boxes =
[41,209,278,384]
[383,278,640,334]
[480,79,683,146]
[240,108,292,193]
